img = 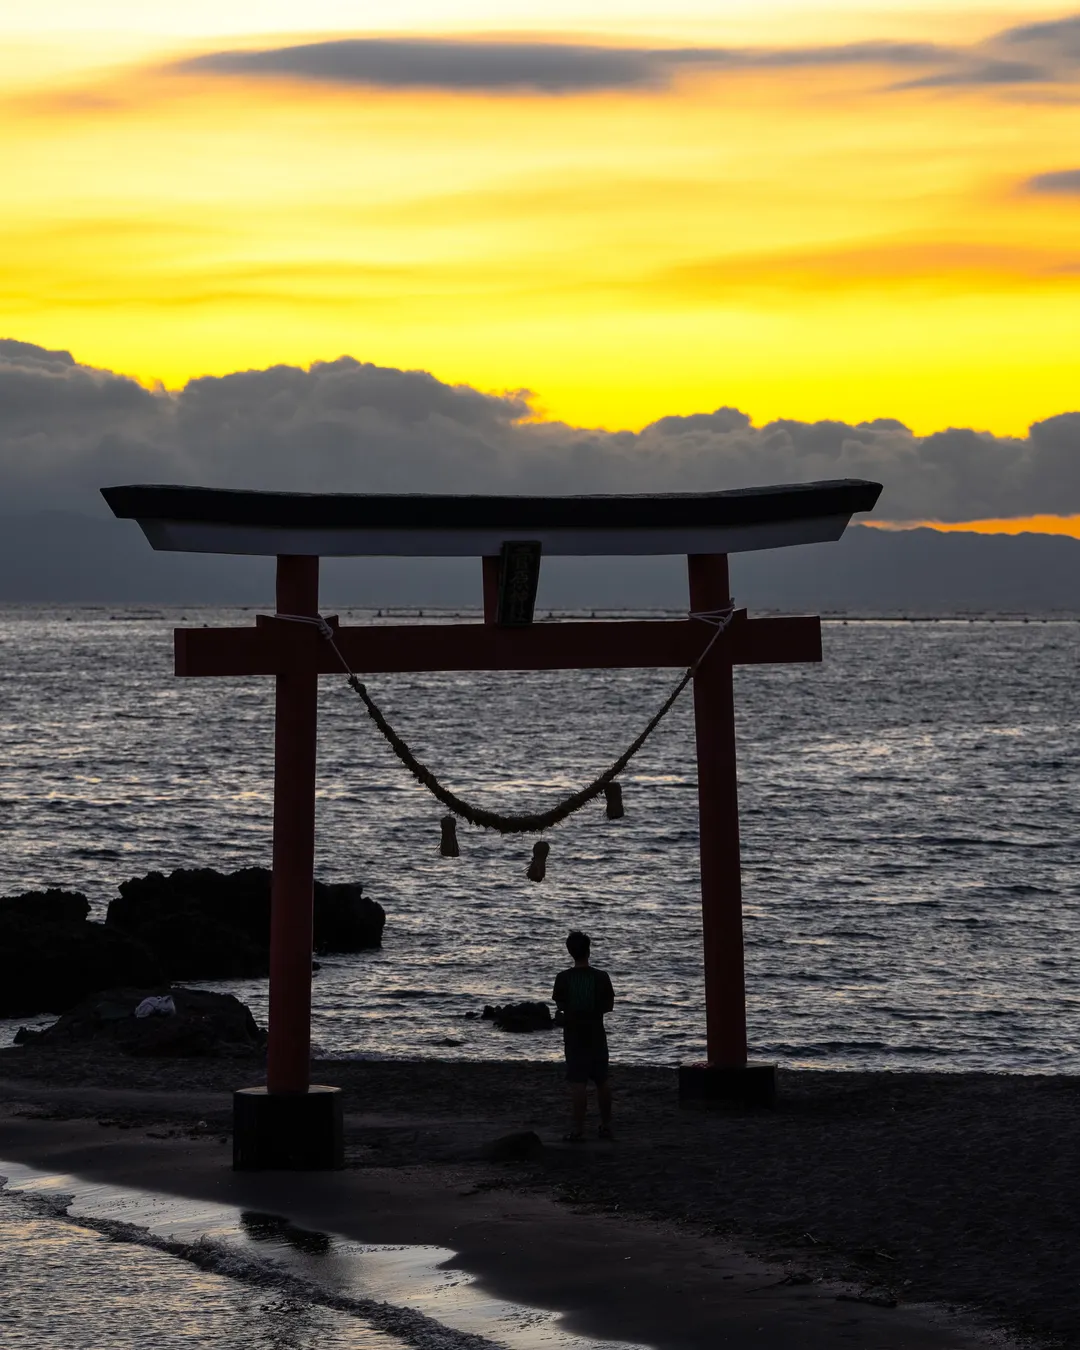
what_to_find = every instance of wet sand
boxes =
[1,1050,1070,1348]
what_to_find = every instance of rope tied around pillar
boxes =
[273,604,735,841]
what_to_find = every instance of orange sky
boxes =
[868,515,1080,538]
[3,5,1080,534]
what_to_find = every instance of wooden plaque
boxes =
[497,540,542,627]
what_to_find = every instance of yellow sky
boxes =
[0,3,1036,41]
[3,3,1080,536]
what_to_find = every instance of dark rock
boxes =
[0,868,385,1014]
[32,986,266,1058]
[479,1130,545,1161]
[481,1001,554,1032]
[313,881,385,955]
[0,891,162,1018]
[0,888,90,926]
[106,868,270,980]
[106,867,385,980]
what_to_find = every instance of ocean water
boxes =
[0,605,1077,1072]
[0,1193,395,1350]
[0,1160,643,1350]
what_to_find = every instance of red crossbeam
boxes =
[174,613,821,677]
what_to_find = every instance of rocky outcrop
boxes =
[0,889,162,1018]
[481,1001,554,1032]
[17,986,266,1058]
[0,867,384,1015]
[313,880,386,954]
[106,866,385,980]
[106,869,269,981]
[0,888,90,926]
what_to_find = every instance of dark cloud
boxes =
[0,339,75,366]
[859,417,911,431]
[2,341,1078,526]
[738,41,955,70]
[0,338,153,426]
[166,20,1080,97]
[646,408,751,436]
[172,37,957,95]
[179,40,662,93]
[1027,167,1080,193]
[999,15,1080,59]
[898,11,1080,90]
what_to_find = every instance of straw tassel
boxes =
[440,815,460,857]
[526,840,550,882]
[604,782,624,820]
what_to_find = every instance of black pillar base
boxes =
[678,1061,777,1108]
[233,1085,344,1171]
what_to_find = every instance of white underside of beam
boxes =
[139,514,853,557]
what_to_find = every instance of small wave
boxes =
[766,1039,896,1054]
[912,835,1065,851]
[331,1049,412,1061]
[0,1181,501,1350]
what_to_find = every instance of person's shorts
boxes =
[564,1034,609,1085]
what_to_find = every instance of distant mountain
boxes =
[735,525,1080,614]
[0,511,1076,614]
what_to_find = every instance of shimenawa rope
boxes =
[274,607,734,834]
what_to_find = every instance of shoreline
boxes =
[0,1127,1011,1350]
[1,1052,1072,1347]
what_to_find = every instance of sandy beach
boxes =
[0,1048,1071,1349]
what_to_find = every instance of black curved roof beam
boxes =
[101,479,882,557]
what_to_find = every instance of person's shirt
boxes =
[553,965,615,1037]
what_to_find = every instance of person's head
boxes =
[566,930,590,964]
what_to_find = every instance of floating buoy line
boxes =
[274,608,734,881]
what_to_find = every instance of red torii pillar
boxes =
[104,476,882,1167]
[689,552,750,1074]
[266,554,320,1098]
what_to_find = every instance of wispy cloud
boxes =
[166,18,1080,96]
[898,11,1080,89]
[179,39,665,93]
[655,241,1080,300]
[999,14,1080,60]
[1026,167,1080,193]
[897,59,1048,90]
[171,36,958,96]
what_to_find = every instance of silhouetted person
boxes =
[553,930,614,1141]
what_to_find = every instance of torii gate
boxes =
[104,479,881,1169]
